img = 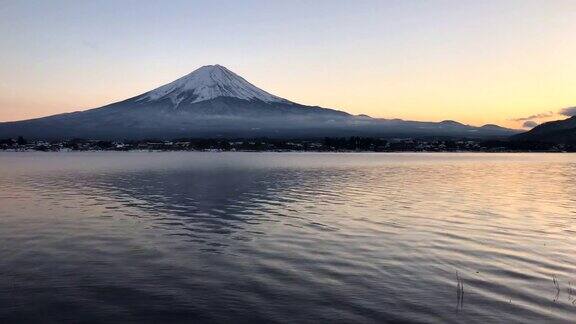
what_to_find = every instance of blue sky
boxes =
[1,0,575,127]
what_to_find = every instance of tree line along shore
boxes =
[1,136,573,152]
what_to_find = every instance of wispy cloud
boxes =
[559,107,576,117]
[81,40,99,51]
[510,111,554,122]
[522,120,538,129]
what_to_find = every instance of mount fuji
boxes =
[0,65,518,139]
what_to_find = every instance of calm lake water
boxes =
[0,152,575,323]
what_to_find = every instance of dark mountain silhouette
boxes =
[511,116,576,143]
[0,65,518,140]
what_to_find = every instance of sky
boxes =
[1,0,575,128]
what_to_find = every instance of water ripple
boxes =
[0,152,575,322]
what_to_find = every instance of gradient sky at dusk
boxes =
[1,0,575,128]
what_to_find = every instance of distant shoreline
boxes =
[2,137,573,153]
[1,149,573,154]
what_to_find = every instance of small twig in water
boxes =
[568,281,574,304]
[553,276,560,291]
[456,271,464,311]
[552,275,561,302]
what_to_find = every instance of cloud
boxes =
[82,40,99,51]
[510,111,554,121]
[559,107,576,117]
[522,120,538,129]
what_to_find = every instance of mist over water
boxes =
[0,152,575,323]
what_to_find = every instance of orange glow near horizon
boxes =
[2,60,574,129]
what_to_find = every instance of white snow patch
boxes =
[139,65,290,106]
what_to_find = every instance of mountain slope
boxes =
[0,64,518,140]
[511,116,576,143]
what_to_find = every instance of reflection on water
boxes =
[0,152,575,323]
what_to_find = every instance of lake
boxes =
[0,152,575,323]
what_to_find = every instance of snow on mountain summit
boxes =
[139,65,290,106]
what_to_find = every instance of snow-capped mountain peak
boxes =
[139,64,290,106]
